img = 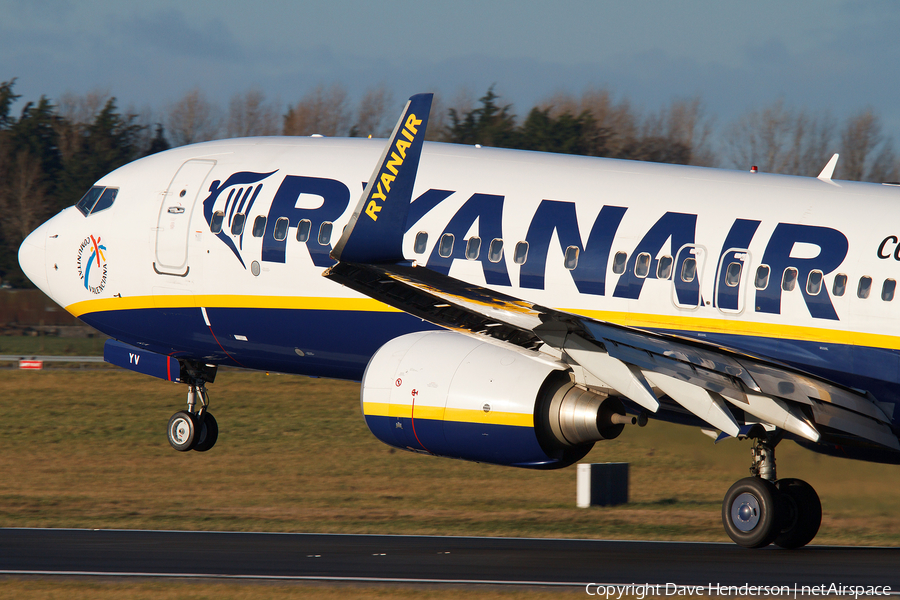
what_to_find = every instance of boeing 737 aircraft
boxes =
[18,94,900,549]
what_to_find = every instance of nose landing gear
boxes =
[167,382,219,452]
[722,431,821,549]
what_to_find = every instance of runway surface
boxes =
[1,528,898,588]
[0,355,104,363]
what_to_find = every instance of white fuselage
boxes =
[18,137,900,405]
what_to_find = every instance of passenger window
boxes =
[858,276,872,299]
[833,273,848,296]
[680,257,697,283]
[414,232,428,254]
[252,216,266,237]
[564,246,579,270]
[725,262,742,287]
[92,188,118,214]
[488,239,503,263]
[439,233,455,258]
[754,265,770,289]
[782,268,798,291]
[612,251,628,275]
[657,255,673,279]
[635,252,651,278]
[273,217,289,241]
[231,213,246,236]
[807,270,823,295]
[882,279,896,301]
[318,222,333,245]
[296,219,311,242]
[210,211,225,234]
[76,186,104,216]
[514,241,528,264]
[466,237,481,260]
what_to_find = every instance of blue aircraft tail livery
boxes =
[332,93,432,264]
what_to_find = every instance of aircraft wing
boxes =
[325,94,899,453]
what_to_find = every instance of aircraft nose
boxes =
[18,225,50,295]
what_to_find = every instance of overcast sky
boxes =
[3,0,900,149]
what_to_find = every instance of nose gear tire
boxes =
[167,411,197,452]
[193,412,219,452]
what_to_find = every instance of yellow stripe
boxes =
[444,407,533,427]
[412,405,446,420]
[354,403,446,420]
[66,295,401,318]
[66,293,900,351]
[566,307,900,350]
[363,401,533,428]
[362,402,395,417]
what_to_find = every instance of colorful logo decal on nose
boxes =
[77,235,108,294]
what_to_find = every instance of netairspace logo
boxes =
[584,583,893,599]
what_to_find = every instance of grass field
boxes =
[1,368,899,599]
[1,369,898,545]
[0,335,106,356]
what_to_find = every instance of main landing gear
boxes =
[722,431,822,549]
[167,381,219,452]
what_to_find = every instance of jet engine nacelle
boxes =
[361,331,630,469]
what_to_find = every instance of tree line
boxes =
[1,78,897,286]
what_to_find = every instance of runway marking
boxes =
[0,570,586,587]
[5,526,900,548]
[0,527,733,544]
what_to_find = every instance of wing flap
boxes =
[563,337,660,413]
[643,371,741,438]
[735,394,820,442]
[325,261,544,349]
[811,401,900,450]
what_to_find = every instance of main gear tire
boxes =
[722,477,781,549]
[773,478,821,549]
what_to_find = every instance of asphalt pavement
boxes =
[1,528,898,590]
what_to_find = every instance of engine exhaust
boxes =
[544,381,636,446]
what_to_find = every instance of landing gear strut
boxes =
[722,431,821,549]
[167,379,219,453]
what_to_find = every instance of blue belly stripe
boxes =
[78,305,900,426]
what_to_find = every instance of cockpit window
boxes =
[76,186,118,216]
[92,188,118,214]
[76,187,103,216]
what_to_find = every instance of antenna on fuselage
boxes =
[817,153,839,181]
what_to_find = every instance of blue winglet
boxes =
[331,93,433,264]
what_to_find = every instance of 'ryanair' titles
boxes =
[365,113,424,222]
[200,170,851,322]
